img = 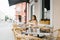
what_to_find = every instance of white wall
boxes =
[28,0,42,22]
[34,0,42,22]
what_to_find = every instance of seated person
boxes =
[25,15,38,33]
[27,15,38,27]
[30,15,37,24]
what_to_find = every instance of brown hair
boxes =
[32,15,37,21]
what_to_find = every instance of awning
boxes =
[8,0,29,6]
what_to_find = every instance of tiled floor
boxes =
[0,21,14,40]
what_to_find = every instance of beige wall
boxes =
[53,0,60,38]
[53,0,60,30]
